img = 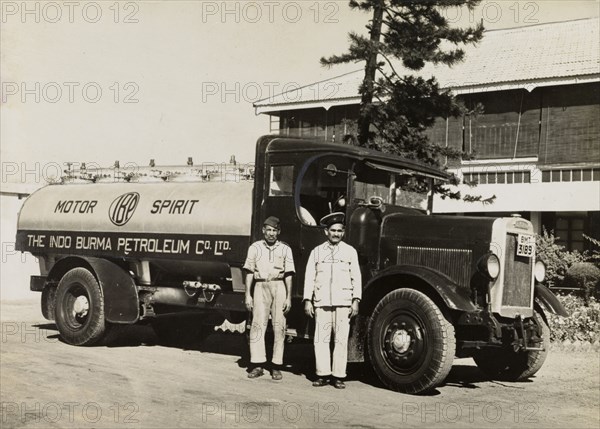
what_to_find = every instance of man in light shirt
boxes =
[303,212,361,389]
[244,216,294,380]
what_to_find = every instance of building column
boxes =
[530,212,542,234]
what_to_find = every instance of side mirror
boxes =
[358,196,385,211]
[369,196,384,210]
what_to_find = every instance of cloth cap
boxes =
[320,212,345,228]
[263,216,280,229]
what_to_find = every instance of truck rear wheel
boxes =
[55,267,109,346]
[473,309,550,381]
[41,285,57,321]
[367,289,456,394]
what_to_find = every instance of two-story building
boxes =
[253,17,600,251]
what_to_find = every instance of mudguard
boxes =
[534,283,569,317]
[347,265,476,363]
[365,265,478,312]
[48,256,139,323]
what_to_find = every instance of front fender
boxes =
[535,283,568,317]
[366,265,477,312]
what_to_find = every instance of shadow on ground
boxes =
[34,321,501,395]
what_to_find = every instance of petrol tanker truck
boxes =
[16,135,567,394]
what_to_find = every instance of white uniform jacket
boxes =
[303,241,362,307]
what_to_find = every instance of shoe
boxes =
[247,367,264,379]
[312,377,329,387]
[332,379,346,389]
[271,369,283,380]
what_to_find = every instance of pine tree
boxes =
[321,0,484,169]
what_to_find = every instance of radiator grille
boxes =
[397,246,472,286]
[502,234,533,307]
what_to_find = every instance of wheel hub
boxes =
[383,317,426,370]
[391,329,412,353]
[73,295,89,317]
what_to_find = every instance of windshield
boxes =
[353,162,429,211]
[296,155,431,226]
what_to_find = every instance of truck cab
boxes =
[253,137,445,335]
[16,135,567,394]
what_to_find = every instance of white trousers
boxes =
[249,280,286,365]
[313,306,351,378]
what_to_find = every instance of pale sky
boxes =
[1,0,599,172]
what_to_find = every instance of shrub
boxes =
[583,234,600,264]
[547,294,600,343]
[563,262,600,304]
[536,228,585,288]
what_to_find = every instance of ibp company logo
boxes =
[109,192,140,226]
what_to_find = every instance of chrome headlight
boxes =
[478,253,500,280]
[534,260,546,283]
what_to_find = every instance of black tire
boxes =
[473,309,550,381]
[41,285,57,321]
[151,313,223,347]
[367,289,456,394]
[55,267,109,346]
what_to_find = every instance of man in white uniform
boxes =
[303,212,361,389]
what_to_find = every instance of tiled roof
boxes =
[255,17,599,111]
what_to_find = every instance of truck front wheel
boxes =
[472,309,550,381]
[367,289,456,394]
[55,267,109,346]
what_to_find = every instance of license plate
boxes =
[516,234,535,257]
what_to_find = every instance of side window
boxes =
[269,165,293,197]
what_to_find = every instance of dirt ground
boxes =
[1,299,598,429]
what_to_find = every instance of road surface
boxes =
[1,300,598,428]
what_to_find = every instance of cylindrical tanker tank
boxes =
[16,181,254,279]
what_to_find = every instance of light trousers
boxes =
[313,306,351,378]
[249,280,286,365]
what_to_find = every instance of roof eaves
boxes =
[451,73,600,94]
[482,16,599,33]
[253,68,364,106]
[255,97,361,115]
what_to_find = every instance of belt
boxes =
[255,278,284,282]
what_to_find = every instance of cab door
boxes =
[295,154,354,280]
